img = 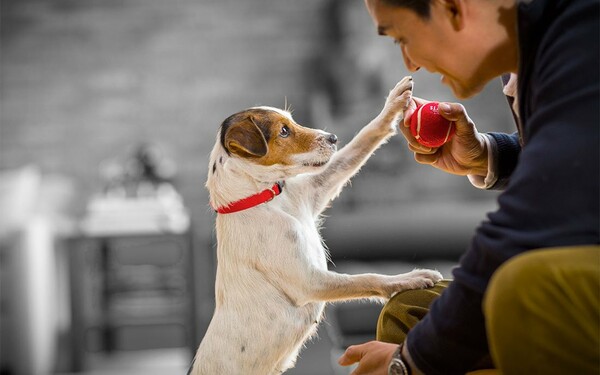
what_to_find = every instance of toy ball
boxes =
[410,102,455,148]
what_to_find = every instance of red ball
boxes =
[410,102,455,148]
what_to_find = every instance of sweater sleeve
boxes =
[486,132,521,190]
[467,132,521,190]
[406,0,599,373]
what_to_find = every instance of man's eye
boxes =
[280,125,290,138]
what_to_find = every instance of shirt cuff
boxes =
[467,134,497,189]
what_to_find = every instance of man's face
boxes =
[364,0,498,99]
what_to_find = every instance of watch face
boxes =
[389,358,407,375]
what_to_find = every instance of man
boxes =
[338,0,599,374]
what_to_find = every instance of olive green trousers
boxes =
[377,246,600,374]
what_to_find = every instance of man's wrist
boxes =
[388,343,412,375]
[468,133,498,189]
[402,340,427,375]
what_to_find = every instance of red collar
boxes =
[214,182,285,214]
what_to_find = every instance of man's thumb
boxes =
[438,102,475,136]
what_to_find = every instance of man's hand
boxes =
[338,341,398,375]
[400,99,489,177]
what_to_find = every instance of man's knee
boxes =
[485,246,600,318]
[484,246,600,374]
[377,280,450,343]
[484,250,543,316]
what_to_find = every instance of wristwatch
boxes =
[388,343,412,375]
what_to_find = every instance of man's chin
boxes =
[448,81,485,100]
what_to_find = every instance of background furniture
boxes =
[67,230,197,372]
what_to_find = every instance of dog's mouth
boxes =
[303,160,329,168]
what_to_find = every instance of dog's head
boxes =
[217,106,338,177]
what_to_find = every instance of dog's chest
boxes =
[281,208,327,270]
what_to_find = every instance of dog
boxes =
[190,76,443,374]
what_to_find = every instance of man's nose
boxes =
[402,45,420,72]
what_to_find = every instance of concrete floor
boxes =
[56,331,338,375]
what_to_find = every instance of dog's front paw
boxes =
[382,268,443,298]
[379,76,414,126]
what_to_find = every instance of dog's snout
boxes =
[326,133,338,145]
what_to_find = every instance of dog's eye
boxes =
[280,125,290,138]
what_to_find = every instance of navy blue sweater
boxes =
[408,0,600,373]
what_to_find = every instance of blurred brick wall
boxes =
[0,0,513,232]
[0,1,335,335]
[1,0,329,233]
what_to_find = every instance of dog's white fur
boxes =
[191,77,442,374]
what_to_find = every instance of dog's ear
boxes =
[224,117,268,158]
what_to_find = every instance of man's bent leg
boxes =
[377,280,451,343]
[484,246,600,374]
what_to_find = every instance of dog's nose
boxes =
[326,133,338,145]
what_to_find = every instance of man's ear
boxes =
[439,0,465,31]
[224,117,268,158]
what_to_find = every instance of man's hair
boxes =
[381,0,432,19]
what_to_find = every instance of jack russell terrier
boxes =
[190,76,442,374]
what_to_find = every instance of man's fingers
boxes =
[338,344,365,366]
[399,118,435,154]
[415,151,439,165]
[408,142,435,154]
[402,97,429,128]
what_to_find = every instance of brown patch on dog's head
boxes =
[220,107,335,167]
[222,116,268,158]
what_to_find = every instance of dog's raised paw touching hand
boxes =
[379,75,414,127]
